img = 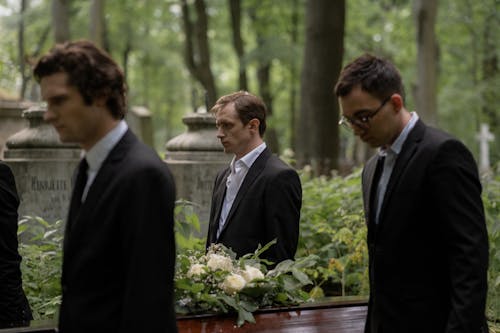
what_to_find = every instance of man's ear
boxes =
[248,118,260,132]
[391,94,403,112]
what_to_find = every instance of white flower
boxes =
[206,254,233,271]
[241,265,264,282]
[187,264,206,277]
[222,273,246,294]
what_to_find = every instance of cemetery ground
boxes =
[17,166,500,331]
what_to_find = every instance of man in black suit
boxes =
[34,40,177,333]
[0,162,32,328]
[334,54,489,333]
[206,91,301,266]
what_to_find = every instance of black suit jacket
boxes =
[0,162,32,328]
[59,130,177,333]
[206,148,301,265]
[362,120,489,333]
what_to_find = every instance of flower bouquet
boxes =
[175,240,318,326]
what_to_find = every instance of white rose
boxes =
[206,254,233,271]
[222,273,246,294]
[187,264,206,277]
[241,265,264,282]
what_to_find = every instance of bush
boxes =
[296,168,369,297]
[18,216,62,320]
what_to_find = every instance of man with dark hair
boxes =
[0,162,32,329]
[335,54,489,333]
[206,91,302,266]
[34,40,177,333]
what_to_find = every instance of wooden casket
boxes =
[0,297,367,333]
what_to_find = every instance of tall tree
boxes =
[414,0,438,125]
[89,0,109,51]
[228,0,248,91]
[51,0,70,43]
[480,0,498,162]
[289,0,300,151]
[247,4,280,153]
[181,0,217,108]
[296,0,345,175]
[18,0,27,99]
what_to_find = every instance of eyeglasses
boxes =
[338,96,391,129]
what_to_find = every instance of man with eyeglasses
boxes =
[334,54,489,333]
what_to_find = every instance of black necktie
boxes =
[68,158,88,225]
[370,155,385,225]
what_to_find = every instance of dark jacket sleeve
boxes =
[428,140,489,332]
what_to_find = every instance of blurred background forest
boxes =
[0,0,498,174]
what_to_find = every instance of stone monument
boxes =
[165,112,231,237]
[0,100,31,158]
[126,105,154,147]
[4,105,81,224]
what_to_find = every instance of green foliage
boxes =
[296,168,369,297]
[174,199,205,252]
[483,165,500,323]
[17,216,62,320]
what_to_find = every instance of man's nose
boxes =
[43,106,55,122]
[216,128,224,138]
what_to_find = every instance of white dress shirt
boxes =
[81,120,128,202]
[375,112,419,223]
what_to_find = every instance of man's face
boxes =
[215,103,254,159]
[339,86,396,148]
[40,72,103,150]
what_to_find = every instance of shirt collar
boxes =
[230,142,267,172]
[84,120,128,171]
[380,112,419,156]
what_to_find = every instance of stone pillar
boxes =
[0,100,31,158]
[126,106,154,147]
[165,112,231,238]
[4,106,81,225]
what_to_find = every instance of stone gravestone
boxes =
[476,123,495,174]
[165,112,231,237]
[4,105,81,225]
[0,100,31,158]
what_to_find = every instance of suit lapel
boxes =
[378,120,425,225]
[209,168,230,243]
[363,155,379,225]
[217,148,271,240]
[66,130,136,243]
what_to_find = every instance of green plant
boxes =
[174,199,205,252]
[296,168,369,297]
[483,166,500,325]
[17,216,63,320]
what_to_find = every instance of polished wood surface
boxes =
[0,297,368,333]
[177,297,368,333]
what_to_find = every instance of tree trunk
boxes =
[248,5,280,154]
[228,0,248,91]
[89,0,109,51]
[414,0,438,125]
[181,0,217,108]
[18,0,27,100]
[296,0,345,175]
[52,0,71,43]
[481,4,498,162]
[289,0,299,152]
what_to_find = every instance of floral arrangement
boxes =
[175,241,318,326]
